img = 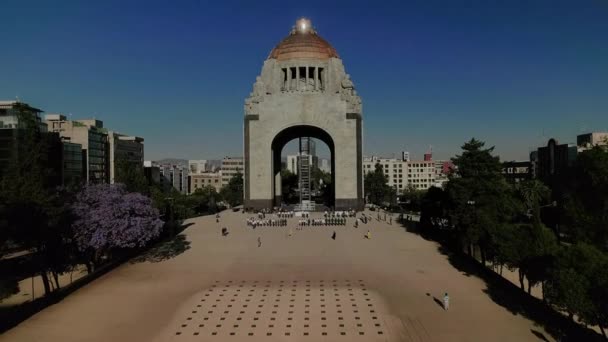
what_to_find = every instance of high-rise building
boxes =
[221,157,244,186]
[0,101,47,172]
[0,101,66,186]
[108,131,144,184]
[62,141,84,185]
[319,158,331,173]
[45,114,109,184]
[534,138,577,184]
[158,163,188,194]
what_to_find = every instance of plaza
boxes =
[1,210,554,342]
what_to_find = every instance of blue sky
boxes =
[1,0,607,161]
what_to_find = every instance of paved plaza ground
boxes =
[1,210,556,342]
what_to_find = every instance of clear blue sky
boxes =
[2,0,607,161]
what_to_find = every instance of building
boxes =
[433,160,453,188]
[363,156,436,192]
[62,141,84,185]
[108,131,144,184]
[286,154,318,175]
[143,160,160,185]
[319,158,331,173]
[189,160,208,174]
[243,18,363,210]
[577,132,608,150]
[45,114,109,184]
[158,163,188,194]
[502,161,531,184]
[0,101,46,172]
[221,157,244,186]
[286,155,298,174]
[189,172,222,194]
[534,138,577,184]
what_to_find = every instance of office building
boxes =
[189,172,223,194]
[502,161,531,184]
[45,114,108,183]
[159,163,188,194]
[534,138,577,184]
[221,157,244,185]
[189,160,208,174]
[108,131,144,184]
[363,156,436,192]
[577,132,608,150]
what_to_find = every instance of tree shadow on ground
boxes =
[397,219,437,242]
[531,329,550,342]
[437,246,604,342]
[131,234,191,263]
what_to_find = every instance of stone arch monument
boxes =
[244,18,363,210]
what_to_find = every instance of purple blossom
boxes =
[72,184,163,251]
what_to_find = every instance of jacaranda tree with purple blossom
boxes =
[72,183,163,272]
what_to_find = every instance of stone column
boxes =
[296,66,299,91]
[305,66,309,91]
[314,67,318,91]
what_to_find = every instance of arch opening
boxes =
[271,125,335,209]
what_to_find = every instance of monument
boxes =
[244,18,363,210]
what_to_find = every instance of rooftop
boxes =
[268,18,339,61]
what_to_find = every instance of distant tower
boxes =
[401,151,410,162]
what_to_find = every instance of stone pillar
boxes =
[314,67,318,91]
[305,66,309,91]
[296,66,299,91]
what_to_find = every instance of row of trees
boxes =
[418,139,608,337]
[1,106,245,301]
[0,107,166,298]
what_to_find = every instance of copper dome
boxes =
[268,18,339,61]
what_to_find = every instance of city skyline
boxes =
[1,0,607,161]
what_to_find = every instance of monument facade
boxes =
[244,18,363,210]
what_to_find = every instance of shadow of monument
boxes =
[130,234,191,263]
[437,246,604,342]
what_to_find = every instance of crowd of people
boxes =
[246,217,288,228]
[298,217,348,226]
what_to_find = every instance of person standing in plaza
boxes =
[331,231,336,240]
[258,236,262,247]
[366,230,371,239]
[443,292,450,311]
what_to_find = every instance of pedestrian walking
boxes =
[443,292,449,311]
[331,231,336,240]
[288,228,293,237]
[258,237,262,247]
[366,230,371,239]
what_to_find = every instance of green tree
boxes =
[401,184,425,212]
[545,243,608,336]
[193,185,222,214]
[562,146,608,249]
[518,179,551,223]
[114,157,149,194]
[364,163,390,206]
[0,103,75,295]
[445,138,519,263]
[220,172,243,207]
[281,169,299,204]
